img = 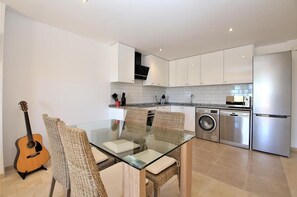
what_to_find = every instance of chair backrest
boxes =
[152,111,185,132]
[58,121,108,197]
[42,114,70,190]
[151,111,185,161]
[125,107,149,135]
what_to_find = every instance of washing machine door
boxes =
[198,114,217,132]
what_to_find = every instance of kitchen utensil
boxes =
[111,93,118,101]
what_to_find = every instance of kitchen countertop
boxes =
[109,102,252,111]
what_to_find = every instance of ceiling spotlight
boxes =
[81,0,88,3]
[159,49,162,52]
[228,28,233,32]
[242,55,245,58]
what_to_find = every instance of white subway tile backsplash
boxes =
[110,80,253,105]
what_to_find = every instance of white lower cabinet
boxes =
[156,106,171,111]
[171,106,196,132]
[109,105,195,131]
[109,107,127,121]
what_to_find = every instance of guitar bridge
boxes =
[26,152,40,159]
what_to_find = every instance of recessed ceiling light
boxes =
[242,55,245,58]
[81,0,88,4]
[228,28,233,32]
[159,49,162,52]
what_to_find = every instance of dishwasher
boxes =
[219,109,250,149]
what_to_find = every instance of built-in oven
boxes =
[147,110,155,126]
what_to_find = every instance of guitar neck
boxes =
[24,112,34,142]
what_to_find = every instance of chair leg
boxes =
[66,189,71,197]
[154,187,160,197]
[49,177,56,197]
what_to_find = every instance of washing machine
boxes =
[195,108,220,142]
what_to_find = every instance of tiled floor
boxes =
[1,138,297,197]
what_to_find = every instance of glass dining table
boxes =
[73,119,195,197]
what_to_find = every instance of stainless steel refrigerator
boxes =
[253,51,292,157]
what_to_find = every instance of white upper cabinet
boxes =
[187,55,201,86]
[169,61,177,87]
[176,58,188,86]
[110,43,135,83]
[169,55,201,87]
[201,51,224,85]
[223,44,254,84]
[143,55,169,87]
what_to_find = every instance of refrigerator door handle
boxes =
[255,114,290,118]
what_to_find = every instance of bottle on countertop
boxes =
[160,94,166,105]
[121,92,126,106]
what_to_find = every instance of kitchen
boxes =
[109,44,292,155]
[1,0,297,196]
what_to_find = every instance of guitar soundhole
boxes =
[27,141,36,148]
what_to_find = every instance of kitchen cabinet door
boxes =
[171,106,195,131]
[175,58,188,86]
[182,106,196,132]
[110,43,135,83]
[224,44,253,84]
[171,106,183,113]
[109,107,127,121]
[143,55,169,87]
[187,55,201,86]
[156,106,171,111]
[201,51,224,85]
[168,61,176,87]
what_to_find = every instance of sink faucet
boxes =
[189,94,193,104]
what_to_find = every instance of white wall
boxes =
[3,11,111,167]
[255,39,297,148]
[0,2,5,175]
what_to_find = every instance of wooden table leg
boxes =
[123,162,146,197]
[180,140,193,197]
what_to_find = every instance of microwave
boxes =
[226,96,251,108]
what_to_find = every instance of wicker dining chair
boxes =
[42,114,115,197]
[124,107,149,135]
[146,111,185,197]
[57,121,154,197]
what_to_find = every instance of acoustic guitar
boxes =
[14,101,50,179]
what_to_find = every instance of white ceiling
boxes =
[3,0,297,60]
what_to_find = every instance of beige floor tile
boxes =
[192,158,215,175]
[208,164,247,189]
[222,145,250,159]
[245,175,291,197]
[248,164,288,186]
[216,155,250,172]
[192,138,207,148]
[249,151,283,171]
[195,177,250,197]
[199,140,226,154]
[282,157,297,195]
[192,148,221,163]
[291,189,297,197]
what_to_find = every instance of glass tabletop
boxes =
[73,119,195,170]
